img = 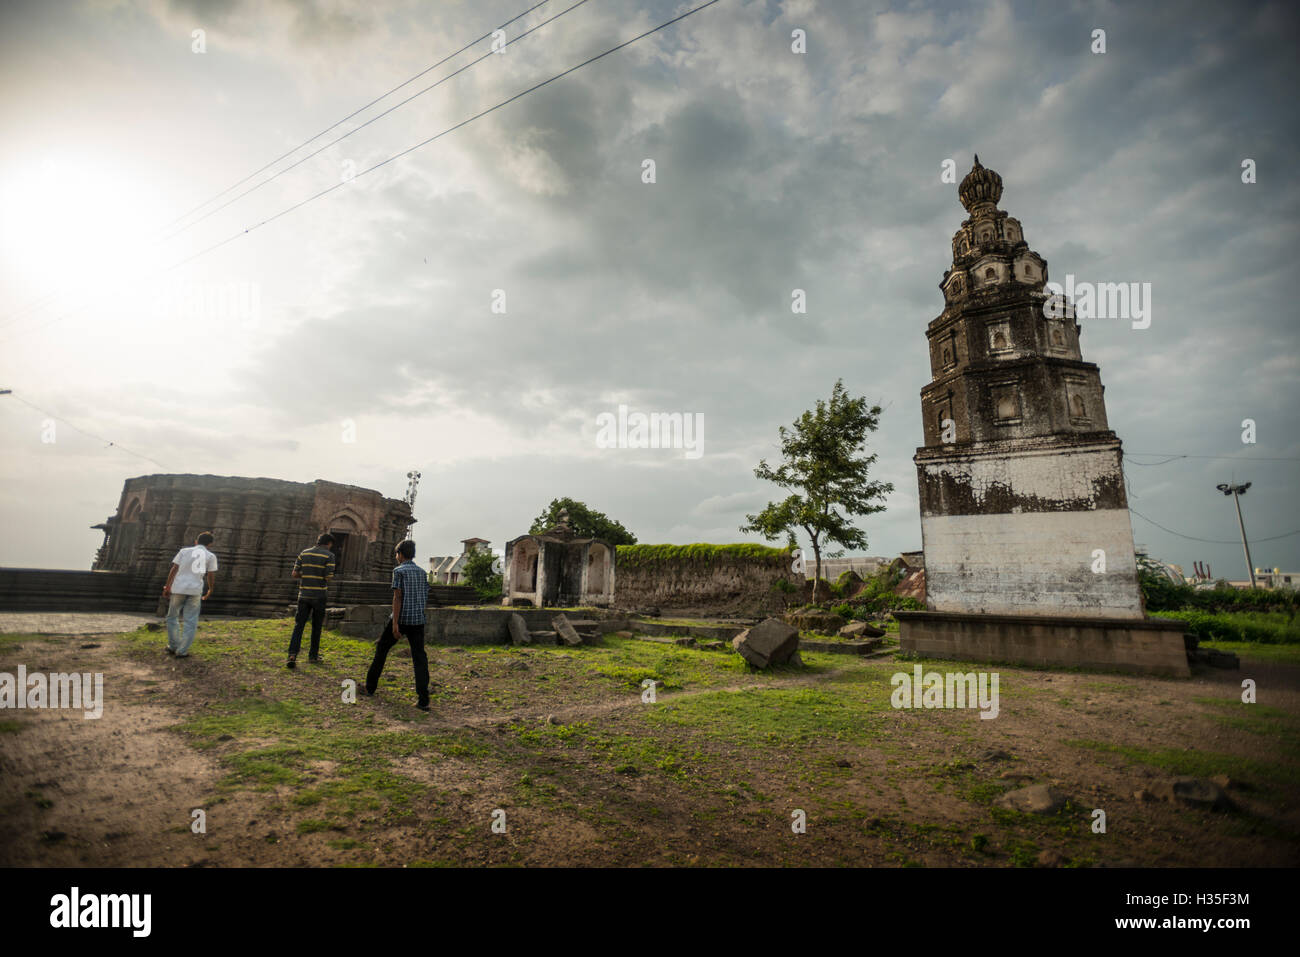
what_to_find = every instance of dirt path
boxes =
[0,630,838,866]
[0,634,228,865]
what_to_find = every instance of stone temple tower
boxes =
[914,155,1142,618]
[898,157,1188,674]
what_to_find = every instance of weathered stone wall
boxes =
[612,546,796,617]
[917,441,1142,618]
[0,569,150,613]
[897,609,1189,677]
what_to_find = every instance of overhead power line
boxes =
[0,0,559,334]
[0,0,723,348]
[157,0,555,236]
[1,392,170,469]
[151,0,593,246]
[1126,452,1300,464]
[1128,503,1300,545]
[165,0,723,271]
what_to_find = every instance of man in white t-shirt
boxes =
[162,531,219,658]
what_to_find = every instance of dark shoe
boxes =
[416,701,430,712]
[359,683,373,697]
[307,655,323,664]
[165,647,176,656]
[286,656,297,670]
[175,654,190,659]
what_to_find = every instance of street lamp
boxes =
[1216,482,1255,589]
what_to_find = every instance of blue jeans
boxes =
[166,593,203,655]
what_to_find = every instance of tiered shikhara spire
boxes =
[920,156,1113,451]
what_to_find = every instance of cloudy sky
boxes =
[0,0,1297,580]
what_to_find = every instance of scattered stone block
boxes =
[552,614,583,646]
[1150,777,1235,812]
[699,640,725,651]
[784,609,847,634]
[732,617,800,669]
[508,614,531,646]
[994,784,1066,815]
[839,621,886,638]
[672,636,697,647]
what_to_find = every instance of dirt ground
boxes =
[1,614,1297,867]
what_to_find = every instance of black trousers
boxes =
[288,595,327,658]
[366,618,429,704]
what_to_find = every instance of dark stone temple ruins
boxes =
[0,474,420,616]
[895,157,1189,676]
[91,474,414,615]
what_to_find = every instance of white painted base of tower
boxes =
[921,508,1143,619]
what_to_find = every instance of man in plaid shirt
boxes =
[363,539,431,710]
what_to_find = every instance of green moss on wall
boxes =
[615,543,793,568]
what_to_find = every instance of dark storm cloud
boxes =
[4,0,1297,571]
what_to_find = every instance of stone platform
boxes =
[336,606,624,645]
[895,609,1190,678]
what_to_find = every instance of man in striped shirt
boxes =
[286,532,336,669]
[363,539,431,711]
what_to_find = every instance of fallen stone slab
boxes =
[672,636,697,647]
[839,620,886,638]
[1150,777,1235,812]
[528,630,558,643]
[994,784,1066,815]
[732,617,800,669]
[552,614,584,646]
[508,613,531,646]
[798,636,883,656]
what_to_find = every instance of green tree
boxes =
[462,548,502,600]
[740,379,893,588]
[529,497,637,546]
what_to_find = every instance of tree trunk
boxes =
[812,538,823,600]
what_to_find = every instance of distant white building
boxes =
[1254,568,1298,590]
[429,537,492,584]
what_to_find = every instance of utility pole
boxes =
[403,470,421,539]
[1216,482,1256,589]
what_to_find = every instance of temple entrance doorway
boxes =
[330,531,353,576]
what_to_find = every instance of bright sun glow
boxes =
[0,156,171,313]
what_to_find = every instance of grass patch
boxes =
[1200,640,1300,665]
[1152,610,1300,644]
[1067,739,1300,800]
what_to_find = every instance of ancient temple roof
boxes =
[958,154,1003,211]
